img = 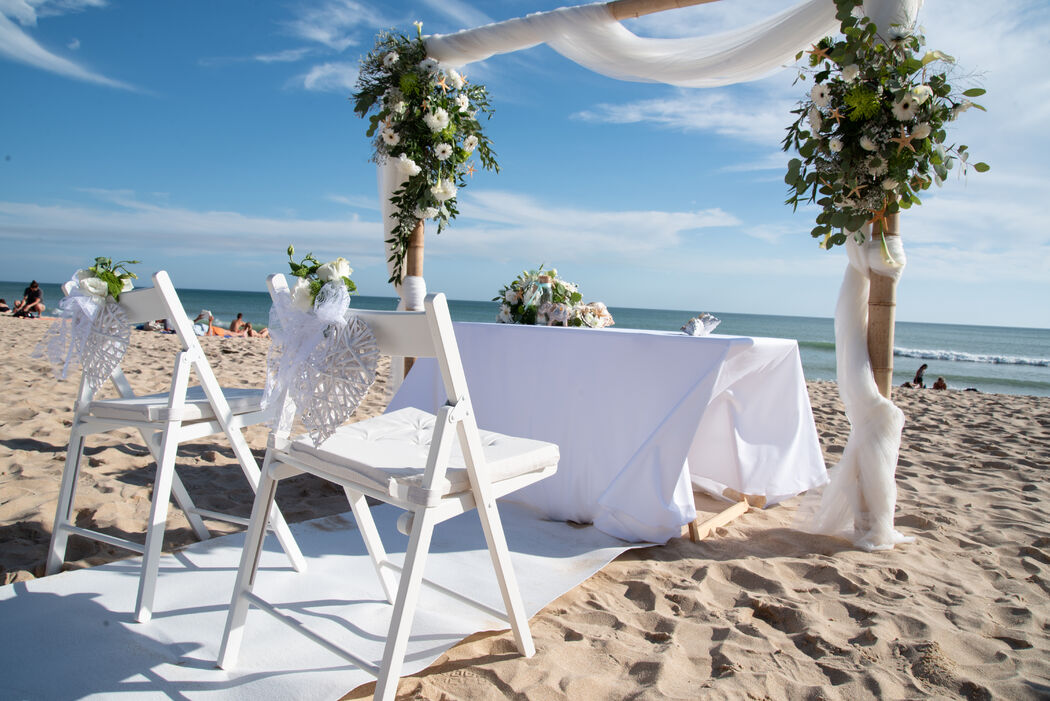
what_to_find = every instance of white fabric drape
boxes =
[794,227,915,551]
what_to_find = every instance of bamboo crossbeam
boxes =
[687,499,749,541]
[867,212,900,399]
[608,0,721,20]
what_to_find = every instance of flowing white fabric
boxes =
[795,227,915,551]
[265,281,379,444]
[426,0,840,88]
[34,277,130,391]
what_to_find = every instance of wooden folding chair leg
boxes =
[344,488,397,604]
[46,427,86,576]
[374,508,438,701]
[134,427,181,624]
[218,462,282,669]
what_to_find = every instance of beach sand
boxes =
[1,314,1048,699]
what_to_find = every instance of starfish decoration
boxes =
[869,200,889,228]
[806,44,831,62]
[465,162,476,178]
[829,107,845,125]
[890,126,916,153]
[846,182,867,200]
[436,75,449,92]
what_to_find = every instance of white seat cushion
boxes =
[286,407,559,505]
[87,386,264,423]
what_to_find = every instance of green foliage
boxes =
[783,0,988,250]
[285,244,357,305]
[87,257,140,301]
[352,24,499,284]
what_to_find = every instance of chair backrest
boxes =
[266,274,470,406]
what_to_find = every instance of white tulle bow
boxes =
[264,280,379,444]
[35,275,130,391]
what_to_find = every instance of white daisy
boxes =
[381,128,400,147]
[810,83,831,109]
[892,96,918,121]
[382,52,399,69]
[434,143,453,161]
[455,93,470,112]
[463,134,478,153]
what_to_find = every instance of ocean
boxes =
[5,280,1048,397]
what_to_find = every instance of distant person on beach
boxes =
[192,310,268,338]
[912,363,928,388]
[933,377,947,390]
[0,299,8,313]
[12,280,45,317]
[230,313,248,334]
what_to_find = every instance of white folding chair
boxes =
[46,271,305,623]
[218,276,559,700]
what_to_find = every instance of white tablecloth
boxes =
[387,323,827,543]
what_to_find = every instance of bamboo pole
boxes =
[607,0,721,20]
[403,220,425,376]
[867,212,900,399]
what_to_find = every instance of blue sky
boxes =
[1,0,1047,327]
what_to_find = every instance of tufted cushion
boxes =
[87,386,263,423]
[286,407,559,505]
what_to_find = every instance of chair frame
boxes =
[218,276,555,700]
[46,271,305,623]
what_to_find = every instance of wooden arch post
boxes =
[403,219,425,376]
[866,211,900,399]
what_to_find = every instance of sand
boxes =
[1,313,1048,699]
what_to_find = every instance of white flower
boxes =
[79,275,109,299]
[434,143,453,161]
[381,128,400,147]
[829,137,843,153]
[950,101,974,120]
[841,64,860,82]
[867,157,888,177]
[911,122,932,140]
[317,257,352,282]
[504,288,521,305]
[910,85,933,105]
[121,277,134,292]
[395,153,421,178]
[892,96,918,121]
[446,69,464,90]
[882,178,899,191]
[807,106,822,132]
[290,277,315,312]
[422,107,449,132]
[419,57,439,74]
[810,83,831,109]
[859,135,877,151]
[455,93,470,112]
[414,205,440,219]
[431,179,457,202]
[498,305,513,323]
[382,51,399,69]
[413,20,423,33]
[462,134,478,153]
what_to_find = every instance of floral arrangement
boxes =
[353,22,498,283]
[75,257,139,301]
[494,266,614,329]
[285,245,357,312]
[783,0,988,249]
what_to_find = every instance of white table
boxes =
[388,323,827,543]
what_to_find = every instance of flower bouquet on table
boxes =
[494,266,614,329]
[353,22,499,284]
[783,0,987,250]
[266,246,376,444]
[35,256,140,389]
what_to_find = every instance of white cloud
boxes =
[0,6,133,89]
[299,62,358,92]
[66,37,79,50]
[418,0,492,31]
[254,47,312,63]
[285,0,381,52]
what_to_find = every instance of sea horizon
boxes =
[4,279,1048,397]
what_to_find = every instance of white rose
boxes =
[290,277,315,312]
[431,179,457,202]
[316,257,351,282]
[463,134,478,153]
[910,85,933,106]
[859,135,877,151]
[422,107,449,132]
[395,153,421,178]
[504,288,520,305]
[434,143,453,161]
[498,305,513,324]
[911,122,932,140]
[829,137,843,153]
[841,64,860,82]
[882,178,899,191]
[80,276,108,299]
[447,69,464,90]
